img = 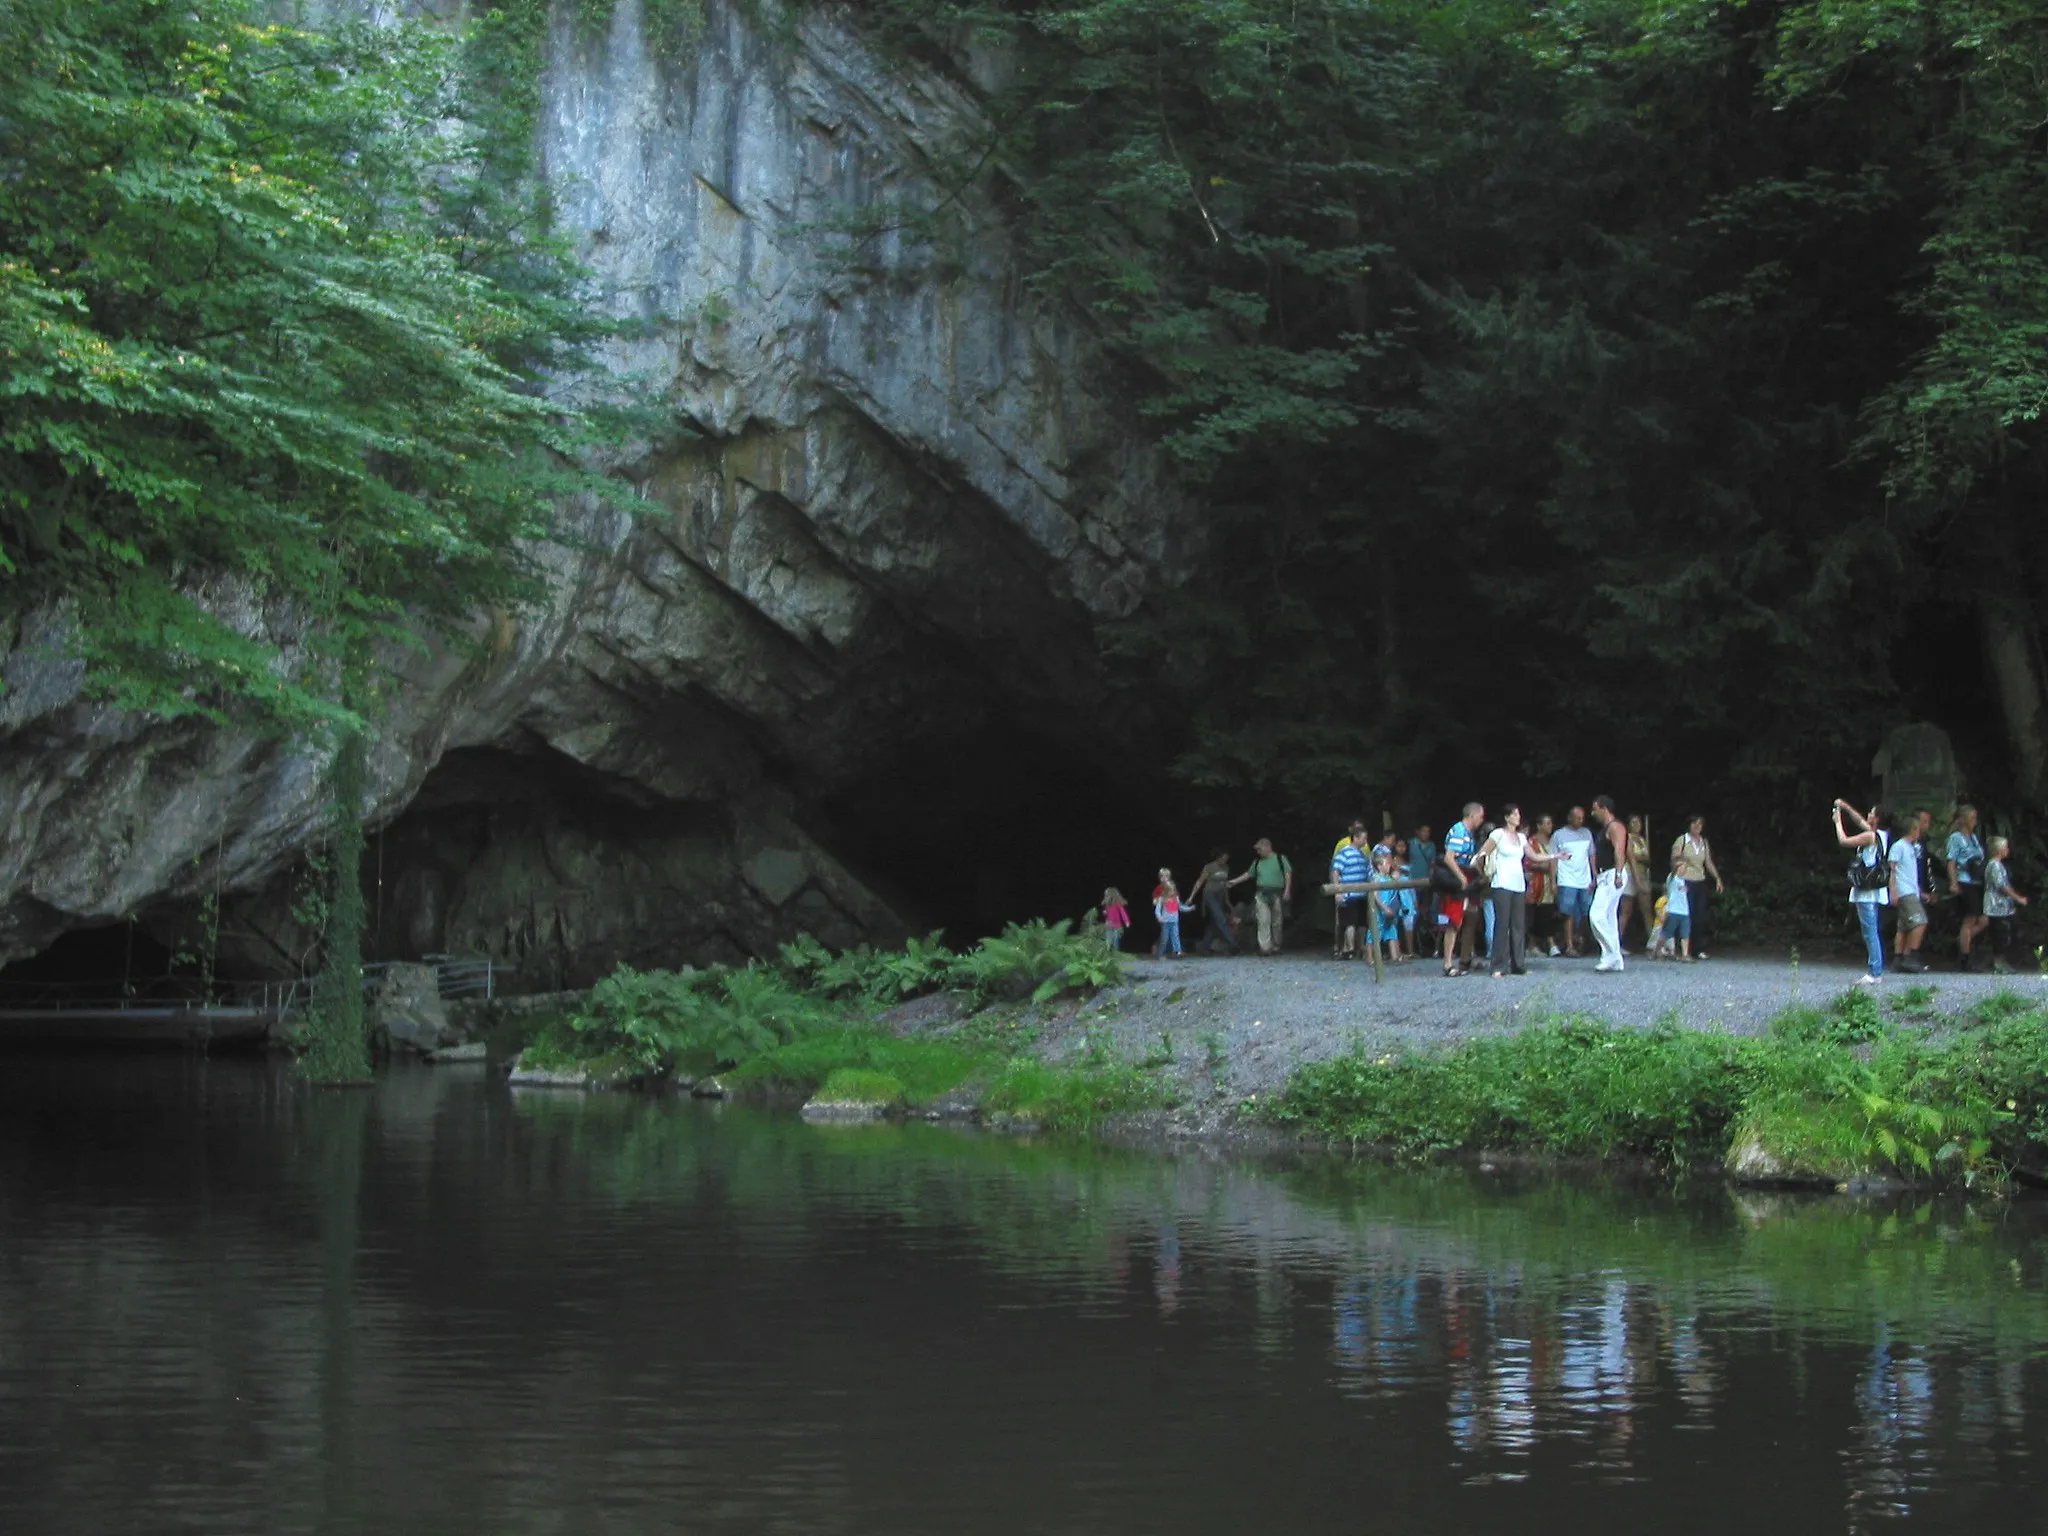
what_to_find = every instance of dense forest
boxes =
[842,0,2048,839]
[7,0,2048,1002]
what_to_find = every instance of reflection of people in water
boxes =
[1152,1222,1181,1317]
[1331,1271,1427,1395]
[1844,1325,1935,1524]
[1664,1310,1722,1426]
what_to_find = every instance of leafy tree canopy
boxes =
[0,0,613,729]
[848,0,2048,832]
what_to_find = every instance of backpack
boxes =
[1848,833,1892,892]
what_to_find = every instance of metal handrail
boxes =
[0,955,503,1015]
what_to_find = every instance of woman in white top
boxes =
[1832,798,1892,986]
[1484,805,1555,978]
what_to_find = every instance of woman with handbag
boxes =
[1482,806,1554,978]
[1670,815,1725,959]
[1833,799,1893,986]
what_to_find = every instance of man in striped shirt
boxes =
[1331,830,1373,960]
[1438,802,1485,975]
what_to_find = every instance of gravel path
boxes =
[1045,949,2046,1102]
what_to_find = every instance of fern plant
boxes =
[955,918,1124,1005]
[544,962,837,1078]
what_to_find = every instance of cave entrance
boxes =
[0,920,181,997]
[815,725,1183,944]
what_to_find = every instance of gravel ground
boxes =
[1040,949,2048,1103]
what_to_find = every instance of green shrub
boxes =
[954,917,1123,1005]
[983,1054,1165,1130]
[780,930,957,1004]
[780,921,1121,1010]
[1273,1007,2048,1187]
[1273,1020,1749,1163]
[536,963,838,1079]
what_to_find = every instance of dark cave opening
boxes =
[0,920,181,993]
[815,725,1187,944]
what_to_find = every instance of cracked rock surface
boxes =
[0,0,1181,983]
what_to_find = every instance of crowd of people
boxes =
[1120,795,2026,981]
[1123,802,1727,978]
[1832,799,2029,983]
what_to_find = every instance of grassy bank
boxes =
[727,1023,1166,1130]
[507,920,1168,1129]
[492,927,2048,1189]
[1267,989,2048,1190]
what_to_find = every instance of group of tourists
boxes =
[1106,839,1298,960]
[1114,794,2029,980]
[1832,800,2029,982]
[1326,799,1721,978]
[1122,803,1724,977]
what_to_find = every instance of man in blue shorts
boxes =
[1550,805,1595,957]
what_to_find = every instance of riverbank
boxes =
[479,944,2048,1192]
[1057,951,2042,1097]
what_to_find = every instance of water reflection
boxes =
[0,1056,2041,1534]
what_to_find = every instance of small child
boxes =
[1656,869,1693,961]
[1102,887,1130,951]
[1983,836,2029,974]
[1152,869,1186,959]
[1372,851,1406,962]
[1649,889,1671,958]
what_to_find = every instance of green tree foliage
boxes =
[0,0,626,1077]
[849,0,2048,829]
[0,0,610,726]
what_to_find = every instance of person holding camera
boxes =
[1833,798,1893,986]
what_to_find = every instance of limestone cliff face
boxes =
[0,0,1181,986]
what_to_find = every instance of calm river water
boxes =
[0,1055,2042,1534]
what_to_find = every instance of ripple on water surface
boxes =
[0,1055,2042,1535]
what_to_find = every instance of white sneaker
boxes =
[1548,944,1561,957]
[1856,973,1882,986]
[1594,961,1620,973]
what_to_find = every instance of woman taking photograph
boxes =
[1670,815,1725,959]
[1833,799,1892,986]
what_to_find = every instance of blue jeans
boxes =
[1856,902,1884,977]
[1106,927,1124,951]
[1159,918,1182,956]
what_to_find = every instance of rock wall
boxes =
[0,0,1182,985]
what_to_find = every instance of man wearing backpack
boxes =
[1246,838,1294,956]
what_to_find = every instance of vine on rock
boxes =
[300,728,371,1086]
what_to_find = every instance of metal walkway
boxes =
[0,957,504,1045]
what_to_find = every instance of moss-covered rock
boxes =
[1724,1101,1903,1192]
[800,1067,907,1122]
[507,1048,638,1090]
